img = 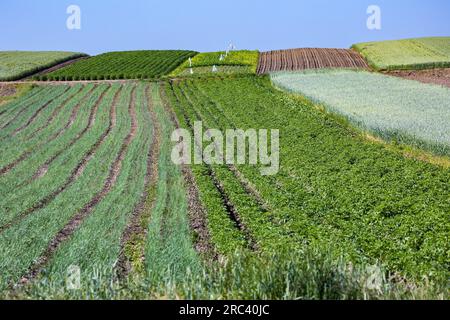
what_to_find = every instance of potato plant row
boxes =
[37,50,197,81]
[167,75,450,283]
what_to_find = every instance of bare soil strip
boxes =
[0,86,98,177]
[11,87,71,136]
[21,85,138,283]
[387,68,450,88]
[170,82,257,250]
[160,85,216,258]
[257,48,369,74]
[0,86,119,233]
[27,85,85,139]
[116,85,160,277]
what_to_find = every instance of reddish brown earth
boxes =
[257,48,369,74]
[387,68,450,88]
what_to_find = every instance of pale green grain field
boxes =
[271,69,450,156]
[352,37,450,70]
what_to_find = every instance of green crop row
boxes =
[42,83,153,283]
[0,84,132,288]
[38,51,197,81]
[167,75,450,283]
[164,82,248,254]
[0,85,111,226]
[170,50,259,77]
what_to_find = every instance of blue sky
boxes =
[1,0,449,55]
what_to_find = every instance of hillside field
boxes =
[39,50,197,81]
[0,51,87,81]
[353,37,450,70]
[0,75,448,299]
[271,70,450,156]
[257,48,369,74]
[170,50,259,77]
[0,37,449,300]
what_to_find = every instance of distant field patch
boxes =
[271,70,450,156]
[0,51,87,81]
[171,50,259,76]
[353,37,450,71]
[41,50,197,81]
[257,48,368,74]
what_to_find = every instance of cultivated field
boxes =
[39,50,197,81]
[353,37,450,70]
[1,38,450,299]
[171,50,259,76]
[257,48,369,74]
[0,51,87,81]
[271,70,450,156]
[166,76,450,284]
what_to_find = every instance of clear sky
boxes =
[1,0,449,55]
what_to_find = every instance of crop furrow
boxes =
[0,87,46,126]
[159,85,216,257]
[183,81,270,212]
[0,86,119,233]
[116,85,160,277]
[27,85,85,139]
[0,86,101,177]
[170,82,256,250]
[20,85,138,283]
[11,87,71,136]
[31,85,112,179]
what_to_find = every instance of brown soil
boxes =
[257,48,369,74]
[20,85,137,283]
[387,68,450,88]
